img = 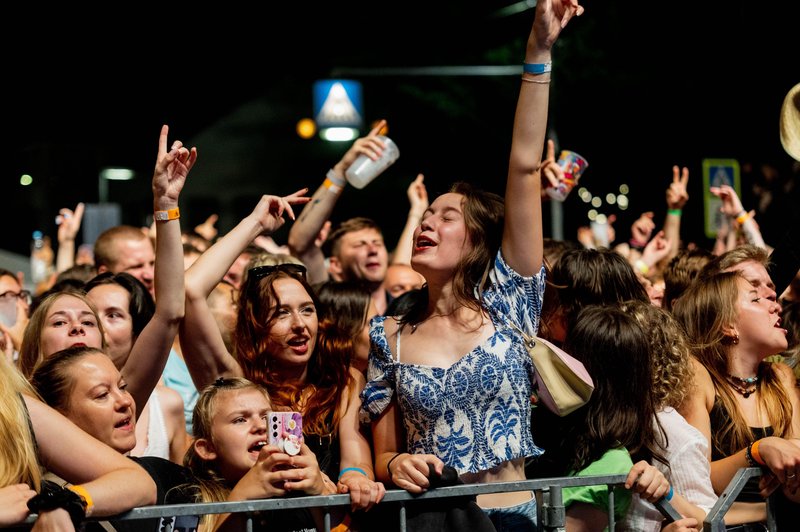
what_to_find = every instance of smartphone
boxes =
[267,411,303,455]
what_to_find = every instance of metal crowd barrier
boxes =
[704,467,773,532]
[10,469,774,531]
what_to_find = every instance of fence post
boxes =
[539,485,566,531]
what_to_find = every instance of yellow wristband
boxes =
[67,484,94,517]
[154,207,180,222]
[736,211,751,225]
[634,259,650,276]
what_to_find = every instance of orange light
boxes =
[296,118,316,139]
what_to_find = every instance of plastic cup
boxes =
[546,150,589,201]
[345,135,400,189]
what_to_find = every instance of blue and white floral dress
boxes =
[360,251,545,475]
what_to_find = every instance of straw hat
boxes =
[780,82,800,162]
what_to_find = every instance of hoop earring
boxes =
[732,333,739,345]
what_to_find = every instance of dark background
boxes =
[2,1,797,260]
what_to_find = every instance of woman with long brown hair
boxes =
[179,192,385,525]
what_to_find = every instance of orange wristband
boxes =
[67,484,94,517]
[751,439,766,466]
[736,211,751,225]
[154,207,180,222]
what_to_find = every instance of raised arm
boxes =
[663,165,689,264]
[55,203,85,273]
[181,192,309,389]
[710,184,767,249]
[391,174,429,265]
[288,120,388,283]
[25,394,156,515]
[121,125,195,413]
[502,0,583,275]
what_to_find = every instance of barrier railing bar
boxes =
[608,483,616,530]
[10,473,691,530]
[703,467,774,532]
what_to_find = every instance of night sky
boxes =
[2,1,797,260]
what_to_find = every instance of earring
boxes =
[732,334,739,345]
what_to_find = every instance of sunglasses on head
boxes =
[247,263,307,282]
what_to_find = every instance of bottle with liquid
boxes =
[30,230,48,285]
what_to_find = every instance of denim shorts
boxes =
[482,493,538,532]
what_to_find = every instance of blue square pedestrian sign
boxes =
[702,158,740,239]
[313,79,363,130]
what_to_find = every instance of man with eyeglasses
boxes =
[0,268,31,358]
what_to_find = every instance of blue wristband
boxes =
[338,467,367,480]
[523,62,552,74]
[666,485,674,501]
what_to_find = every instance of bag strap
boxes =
[506,319,535,350]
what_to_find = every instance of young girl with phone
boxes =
[184,377,331,531]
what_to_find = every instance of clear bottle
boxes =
[30,230,48,285]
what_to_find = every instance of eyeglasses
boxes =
[0,290,32,305]
[247,263,307,283]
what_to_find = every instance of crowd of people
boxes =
[2,1,800,531]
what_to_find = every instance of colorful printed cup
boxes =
[546,150,589,201]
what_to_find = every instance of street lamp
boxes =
[98,167,135,203]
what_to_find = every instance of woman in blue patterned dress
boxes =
[359,1,583,529]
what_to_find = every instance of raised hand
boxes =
[252,189,311,236]
[533,0,584,49]
[709,184,746,218]
[540,139,563,195]
[153,124,197,209]
[55,203,85,244]
[666,165,690,210]
[194,214,219,242]
[407,174,429,218]
[335,119,389,174]
[630,212,655,247]
[641,230,672,268]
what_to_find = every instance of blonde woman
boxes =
[675,271,800,527]
[0,351,155,530]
